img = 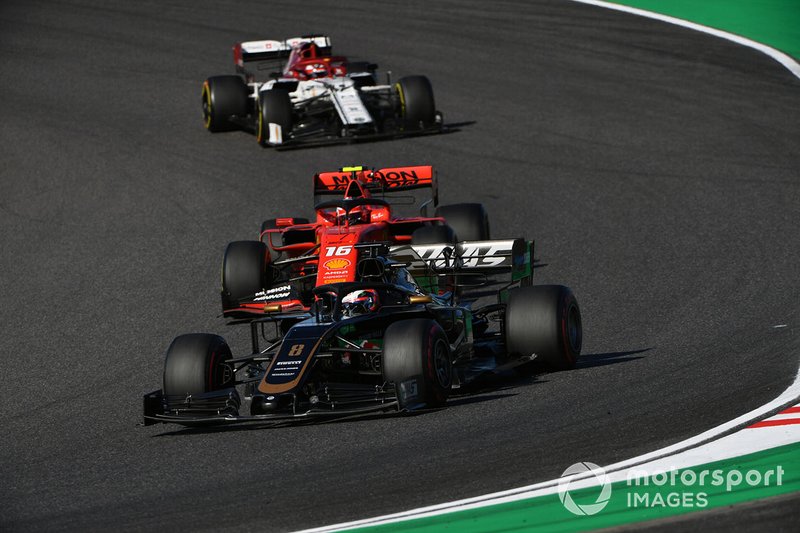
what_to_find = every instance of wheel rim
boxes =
[566,303,582,354]
[202,82,212,129]
[394,82,406,118]
[433,338,451,388]
[212,358,233,390]
[257,103,265,144]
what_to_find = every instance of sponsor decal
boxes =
[324,245,353,257]
[323,258,351,269]
[375,169,420,187]
[253,285,292,302]
[320,168,428,189]
[412,242,514,269]
[287,344,305,357]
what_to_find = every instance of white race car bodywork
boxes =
[254,78,393,144]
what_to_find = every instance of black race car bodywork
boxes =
[143,166,582,426]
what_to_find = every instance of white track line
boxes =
[568,0,800,80]
[298,5,800,531]
[298,368,800,532]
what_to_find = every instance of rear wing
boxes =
[390,238,533,285]
[233,35,331,78]
[314,166,439,213]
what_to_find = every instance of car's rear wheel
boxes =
[163,334,234,396]
[505,285,582,371]
[396,75,436,129]
[383,319,452,409]
[257,90,293,146]
[221,241,268,313]
[202,76,248,132]
[435,203,490,241]
[411,224,457,245]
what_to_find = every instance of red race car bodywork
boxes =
[225,165,444,317]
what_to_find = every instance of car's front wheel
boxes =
[383,319,452,409]
[395,75,436,129]
[221,240,268,313]
[163,333,234,396]
[257,90,293,146]
[202,75,248,132]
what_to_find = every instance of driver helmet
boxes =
[341,289,380,317]
[334,205,370,225]
[304,62,327,78]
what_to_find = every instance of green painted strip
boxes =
[349,442,800,532]
[608,0,800,60]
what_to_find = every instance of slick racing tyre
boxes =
[411,224,457,245]
[383,319,452,409]
[505,285,582,371]
[435,203,490,241]
[257,90,293,146]
[395,75,436,129]
[221,240,268,313]
[163,334,234,396]
[202,76,248,132]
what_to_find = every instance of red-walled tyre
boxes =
[505,285,582,371]
[383,319,452,409]
[163,334,234,396]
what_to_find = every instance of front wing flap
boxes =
[143,388,399,427]
[273,117,447,150]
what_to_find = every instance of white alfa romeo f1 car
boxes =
[201,35,444,148]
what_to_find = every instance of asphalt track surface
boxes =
[1,1,799,531]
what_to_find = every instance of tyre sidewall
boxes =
[221,241,268,312]
[163,333,233,396]
[258,90,293,146]
[383,319,451,408]
[396,75,435,128]
[434,203,490,241]
[203,76,247,132]
[506,285,582,370]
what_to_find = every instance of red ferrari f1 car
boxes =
[143,165,582,425]
[201,35,443,148]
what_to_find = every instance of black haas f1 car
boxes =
[201,35,443,148]
[143,166,582,426]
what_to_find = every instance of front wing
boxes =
[142,387,400,427]
[273,115,447,150]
